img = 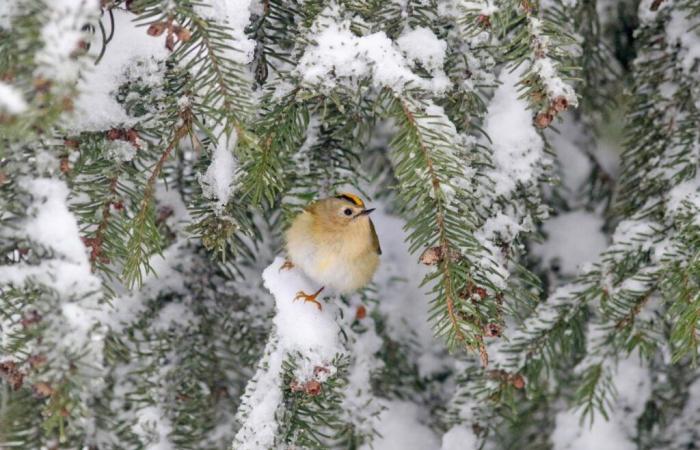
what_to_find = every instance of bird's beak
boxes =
[358,208,375,216]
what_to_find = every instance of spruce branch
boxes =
[0,0,97,148]
[459,0,579,126]
[575,361,614,423]
[122,107,193,288]
[137,0,252,125]
[279,355,351,448]
[87,175,119,267]
[388,94,490,360]
[136,0,258,240]
[68,129,153,292]
[397,98,464,345]
[239,90,309,206]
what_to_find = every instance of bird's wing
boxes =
[369,218,382,255]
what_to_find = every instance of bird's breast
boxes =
[308,246,379,293]
[286,212,380,292]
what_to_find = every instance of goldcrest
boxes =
[283,193,381,310]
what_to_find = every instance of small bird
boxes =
[283,193,381,310]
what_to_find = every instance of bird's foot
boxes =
[280,259,295,272]
[294,287,325,311]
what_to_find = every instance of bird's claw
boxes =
[280,260,295,272]
[293,287,325,311]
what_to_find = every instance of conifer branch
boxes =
[240,91,308,206]
[85,175,119,268]
[388,94,490,356]
[397,97,467,348]
[122,108,193,288]
[460,0,579,126]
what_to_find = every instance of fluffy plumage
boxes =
[285,195,381,293]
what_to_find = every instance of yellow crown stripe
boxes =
[336,192,365,207]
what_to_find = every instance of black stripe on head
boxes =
[335,193,365,208]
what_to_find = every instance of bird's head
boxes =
[313,193,375,230]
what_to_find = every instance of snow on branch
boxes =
[296,4,449,94]
[459,0,580,127]
[0,177,101,305]
[233,257,344,449]
[199,128,240,214]
[0,81,28,115]
[527,15,578,107]
[36,0,99,83]
[483,67,547,197]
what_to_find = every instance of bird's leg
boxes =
[294,286,325,311]
[280,259,295,272]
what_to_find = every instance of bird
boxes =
[283,193,381,310]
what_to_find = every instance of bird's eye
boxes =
[343,208,353,216]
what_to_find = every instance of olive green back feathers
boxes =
[369,218,381,255]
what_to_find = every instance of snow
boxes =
[372,209,448,377]
[360,401,440,450]
[552,354,650,450]
[485,68,546,196]
[0,178,101,297]
[412,102,475,206]
[532,57,578,107]
[666,8,700,73]
[441,425,479,450]
[666,377,700,446]
[0,0,19,29]
[637,0,669,23]
[477,213,523,244]
[153,302,196,332]
[0,176,107,364]
[232,338,285,450]
[551,140,590,195]
[134,405,175,450]
[0,81,27,114]
[666,174,700,214]
[526,15,578,107]
[552,410,634,450]
[199,130,239,212]
[35,0,99,83]
[68,9,169,131]
[342,327,385,435]
[193,0,255,65]
[297,7,449,93]
[614,355,652,431]
[264,257,342,360]
[105,139,137,162]
[397,27,447,73]
[23,179,87,262]
[532,210,607,275]
[506,284,581,369]
[609,219,657,252]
